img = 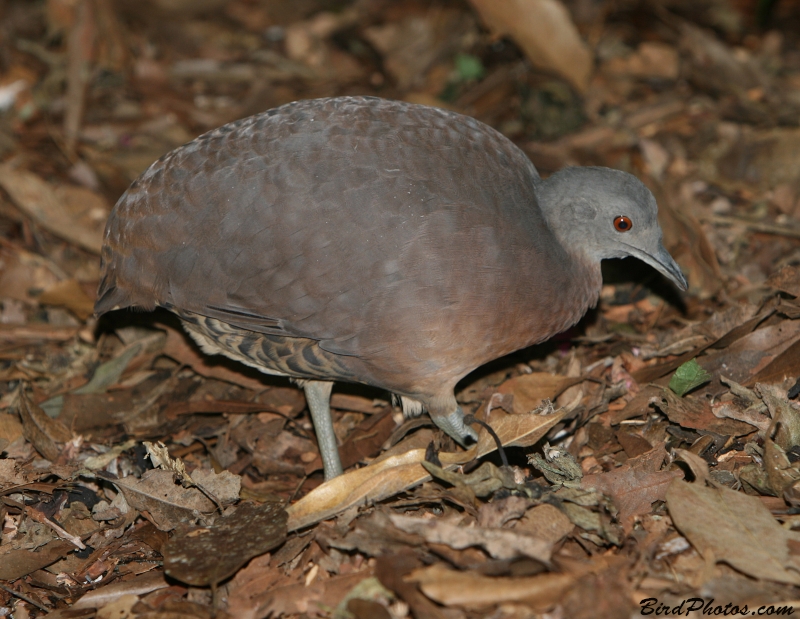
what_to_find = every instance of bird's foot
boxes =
[431,406,479,447]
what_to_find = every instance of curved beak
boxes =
[624,242,688,291]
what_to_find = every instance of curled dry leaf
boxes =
[107,469,218,531]
[467,0,592,92]
[760,434,800,497]
[408,563,575,608]
[711,379,770,432]
[757,383,800,449]
[143,442,241,508]
[672,448,711,485]
[388,513,552,563]
[478,494,532,528]
[422,460,520,498]
[72,571,169,609]
[15,387,72,462]
[286,408,564,531]
[497,371,583,414]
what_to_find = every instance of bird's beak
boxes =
[624,242,688,291]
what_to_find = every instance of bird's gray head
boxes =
[537,166,687,290]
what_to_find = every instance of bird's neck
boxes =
[548,251,603,338]
[508,242,603,353]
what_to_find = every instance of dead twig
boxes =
[0,583,50,612]
[703,214,800,240]
[25,506,86,550]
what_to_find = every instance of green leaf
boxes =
[454,54,485,81]
[668,358,711,396]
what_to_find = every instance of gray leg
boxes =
[431,406,479,447]
[303,380,343,480]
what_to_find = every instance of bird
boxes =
[95,96,686,480]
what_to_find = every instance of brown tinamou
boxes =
[95,96,686,480]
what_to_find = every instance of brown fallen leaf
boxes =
[467,0,592,92]
[286,409,564,531]
[388,513,552,563]
[763,437,800,497]
[632,298,772,384]
[237,569,373,618]
[477,495,531,528]
[0,164,109,253]
[376,552,449,619]
[748,338,800,387]
[72,571,169,609]
[666,479,800,585]
[339,408,398,470]
[0,246,63,304]
[347,598,392,619]
[164,502,287,587]
[498,372,583,415]
[106,469,218,531]
[223,553,284,617]
[38,279,95,320]
[673,448,712,485]
[408,563,575,608]
[757,384,800,450]
[513,503,574,545]
[767,264,800,298]
[0,459,26,487]
[655,389,754,437]
[0,412,24,445]
[15,386,72,462]
[0,539,76,581]
[582,444,682,534]
[705,321,800,386]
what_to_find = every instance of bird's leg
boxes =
[430,404,479,447]
[303,380,343,480]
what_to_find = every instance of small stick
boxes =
[25,506,86,550]
[703,214,800,239]
[0,583,50,612]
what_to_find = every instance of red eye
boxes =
[614,215,632,232]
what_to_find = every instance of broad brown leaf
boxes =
[666,480,800,584]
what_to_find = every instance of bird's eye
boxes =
[613,215,632,232]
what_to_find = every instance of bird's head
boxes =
[538,166,687,291]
